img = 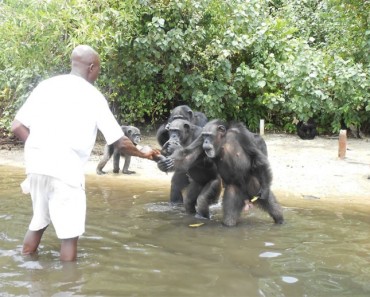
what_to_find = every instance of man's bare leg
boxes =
[22,226,48,255]
[60,237,79,261]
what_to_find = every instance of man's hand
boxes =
[138,145,161,161]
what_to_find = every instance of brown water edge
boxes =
[275,190,370,217]
[1,132,369,206]
[85,171,370,219]
[4,162,370,215]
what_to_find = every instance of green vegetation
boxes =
[1,0,369,135]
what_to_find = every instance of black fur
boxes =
[159,119,221,217]
[96,125,141,175]
[158,119,284,226]
[156,105,208,203]
[296,118,317,140]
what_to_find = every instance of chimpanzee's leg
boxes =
[122,156,135,174]
[196,176,222,219]
[222,184,245,227]
[257,191,284,224]
[184,180,201,215]
[169,170,189,204]
[112,150,121,174]
[96,145,114,175]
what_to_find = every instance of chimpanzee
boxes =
[193,111,208,127]
[156,105,208,204]
[156,105,208,147]
[96,125,142,175]
[162,119,222,217]
[158,119,284,227]
[293,117,317,140]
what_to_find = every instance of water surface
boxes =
[1,165,370,296]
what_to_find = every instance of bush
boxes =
[1,0,369,135]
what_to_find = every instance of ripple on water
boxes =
[18,261,43,270]
[145,202,183,213]
[259,251,282,258]
[282,276,299,284]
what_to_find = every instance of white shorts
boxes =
[26,174,86,239]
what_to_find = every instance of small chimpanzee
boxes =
[162,119,221,218]
[158,119,284,227]
[293,117,317,140]
[96,125,141,175]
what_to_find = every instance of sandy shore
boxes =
[1,134,369,207]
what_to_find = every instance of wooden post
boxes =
[259,119,265,136]
[338,129,347,159]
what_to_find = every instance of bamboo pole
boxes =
[338,129,347,159]
[259,119,265,136]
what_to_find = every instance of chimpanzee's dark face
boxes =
[123,126,141,145]
[168,122,190,144]
[168,127,182,143]
[131,133,141,145]
[202,122,226,158]
[159,119,193,156]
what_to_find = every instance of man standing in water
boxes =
[11,45,160,261]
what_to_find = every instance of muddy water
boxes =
[1,165,370,297]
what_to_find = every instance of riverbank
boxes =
[1,133,369,207]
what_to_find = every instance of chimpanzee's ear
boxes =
[126,128,132,136]
[187,109,194,121]
[217,125,226,135]
[183,123,190,132]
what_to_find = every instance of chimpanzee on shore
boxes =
[293,117,317,140]
[96,125,141,175]
[162,119,221,218]
[156,105,208,204]
[158,120,284,227]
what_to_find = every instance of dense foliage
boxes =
[0,0,369,135]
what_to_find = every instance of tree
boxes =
[1,0,369,135]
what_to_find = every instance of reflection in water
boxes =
[1,165,370,296]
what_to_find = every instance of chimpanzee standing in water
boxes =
[156,105,208,204]
[158,119,284,227]
[162,119,221,218]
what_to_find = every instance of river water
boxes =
[1,165,369,297]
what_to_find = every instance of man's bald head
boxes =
[70,45,101,84]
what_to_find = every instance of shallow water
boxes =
[1,165,370,297]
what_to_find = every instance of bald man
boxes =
[11,45,160,261]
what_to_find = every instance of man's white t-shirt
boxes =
[15,74,124,188]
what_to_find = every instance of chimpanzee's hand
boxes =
[162,140,182,156]
[157,157,174,172]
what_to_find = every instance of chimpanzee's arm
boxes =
[157,134,204,172]
[252,151,273,200]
